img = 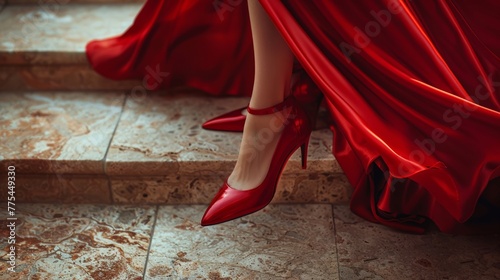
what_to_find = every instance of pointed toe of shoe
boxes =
[200,215,212,226]
[200,207,230,226]
[200,183,262,226]
[200,195,240,226]
[201,119,242,132]
[200,209,220,226]
[201,107,246,132]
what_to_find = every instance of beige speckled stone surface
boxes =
[0,3,143,90]
[111,174,228,205]
[106,91,250,176]
[0,173,111,204]
[333,205,500,280]
[111,172,351,205]
[0,91,125,174]
[0,4,140,58]
[106,91,340,176]
[0,65,140,91]
[145,204,339,279]
[0,204,156,279]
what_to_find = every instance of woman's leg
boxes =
[227,0,294,190]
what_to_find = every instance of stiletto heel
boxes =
[300,138,309,169]
[201,95,312,226]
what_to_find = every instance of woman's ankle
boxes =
[228,111,288,190]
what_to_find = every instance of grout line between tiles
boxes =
[102,91,129,176]
[106,176,114,205]
[102,92,129,204]
[142,204,160,279]
[331,204,342,280]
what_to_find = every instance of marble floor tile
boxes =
[333,205,500,280]
[0,204,156,279]
[0,91,125,174]
[145,204,339,279]
[0,4,141,61]
[106,91,339,176]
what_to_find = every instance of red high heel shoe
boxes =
[201,70,322,132]
[201,95,312,226]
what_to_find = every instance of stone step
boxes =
[0,90,351,205]
[0,3,142,90]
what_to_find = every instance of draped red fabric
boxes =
[86,1,255,96]
[86,0,500,234]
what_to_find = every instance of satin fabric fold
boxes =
[86,0,500,234]
[86,1,255,96]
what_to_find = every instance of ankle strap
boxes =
[247,96,294,115]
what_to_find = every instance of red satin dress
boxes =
[86,0,500,234]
